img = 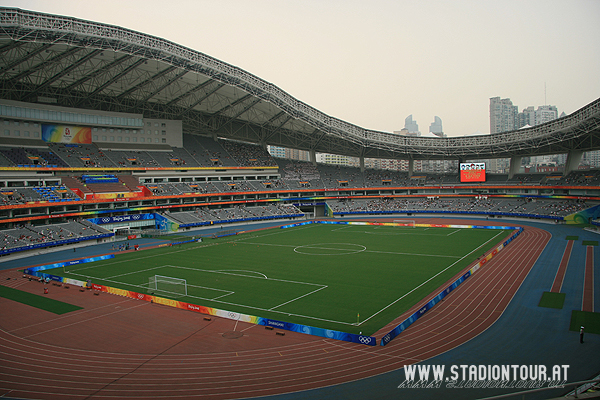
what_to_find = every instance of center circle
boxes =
[293,243,366,255]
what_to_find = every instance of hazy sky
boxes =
[3,0,600,136]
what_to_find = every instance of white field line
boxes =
[333,225,459,237]
[211,291,235,300]
[211,269,268,279]
[233,223,315,242]
[269,285,329,311]
[105,265,165,279]
[355,230,506,326]
[238,240,460,259]
[168,265,325,287]
[61,242,222,272]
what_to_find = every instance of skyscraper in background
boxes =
[429,116,443,137]
[489,97,568,170]
[404,115,419,134]
[267,145,309,161]
[489,97,518,134]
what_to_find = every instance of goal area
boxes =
[392,219,416,227]
[148,275,187,297]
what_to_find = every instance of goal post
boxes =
[148,275,187,297]
[392,219,416,228]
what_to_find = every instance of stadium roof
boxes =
[1,7,600,161]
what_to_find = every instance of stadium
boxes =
[0,7,599,400]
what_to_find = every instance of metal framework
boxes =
[1,7,599,161]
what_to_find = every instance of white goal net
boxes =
[393,219,416,228]
[148,275,187,297]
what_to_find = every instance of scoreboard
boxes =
[460,162,486,183]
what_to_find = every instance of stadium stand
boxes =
[47,143,117,168]
[1,135,599,258]
[0,220,111,253]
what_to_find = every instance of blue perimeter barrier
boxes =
[170,239,201,245]
[23,254,115,275]
[259,318,376,346]
[379,227,523,346]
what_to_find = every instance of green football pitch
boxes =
[52,223,512,335]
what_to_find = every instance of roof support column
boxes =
[359,156,365,172]
[408,159,414,178]
[310,149,317,166]
[564,150,583,176]
[508,156,522,180]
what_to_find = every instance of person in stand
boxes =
[580,326,585,344]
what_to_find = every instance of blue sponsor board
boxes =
[259,318,376,346]
[24,254,115,274]
[280,221,315,229]
[88,213,154,225]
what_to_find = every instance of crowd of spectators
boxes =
[1,220,110,252]
[328,197,589,218]
[167,204,302,226]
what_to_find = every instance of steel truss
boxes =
[1,7,599,161]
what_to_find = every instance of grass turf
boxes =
[582,241,598,246]
[538,291,566,309]
[0,285,83,314]
[570,311,600,335]
[49,223,512,335]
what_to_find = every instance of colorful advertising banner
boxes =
[564,204,600,225]
[42,124,92,144]
[155,212,179,232]
[87,213,155,225]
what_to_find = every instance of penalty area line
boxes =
[269,285,328,311]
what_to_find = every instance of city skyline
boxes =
[2,0,599,137]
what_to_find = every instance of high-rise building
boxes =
[429,116,443,137]
[518,106,535,128]
[517,105,558,128]
[267,145,309,161]
[316,153,350,166]
[490,97,518,133]
[533,105,558,125]
[404,115,419,134]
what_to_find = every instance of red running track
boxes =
[0,220,550,400]
[550,240,573,293]
[582,245,594,312]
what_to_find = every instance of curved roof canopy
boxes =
[1,7,600,161]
